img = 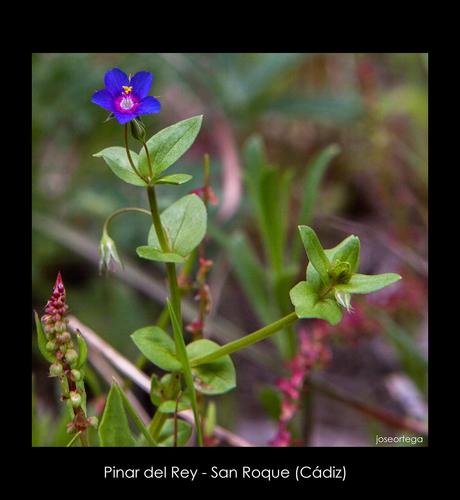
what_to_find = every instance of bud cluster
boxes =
[40,273,95,436]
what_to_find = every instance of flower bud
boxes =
[99,230,122,274]
[49,362,63,377]
[130,117,146,142]
[329,260,352,284]
[69,391,82,408]
[65,349,78,365]
[46,340,57,352]
[56,331,71,344]
[71,369,82,381]
[335,289,353,312]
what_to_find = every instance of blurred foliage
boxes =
[32,53,428,446]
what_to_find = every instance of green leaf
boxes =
[98,384,136,447]
[258,387,282,421]
[138,115,203,177]
[306,234,361,289]
[167,300,203,445]
[93,147,146,186]
[158,396,191,414]
[76,331,88,368]
[299,144,340,226]
[130,326,182,372]
[290,281,343,325]
[150,374,162,406]
[157,418,192,447]
[327,235,361,273]
[335,273,401,294]
[217,231,271,323]
[34,311,55,363]
[113,382,156,446]
[187,339,237,395]
[298,226,331,285]
[136,246,186,264]
[155,173,193,185]
[148,194,207,257]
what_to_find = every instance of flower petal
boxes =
[130,71,153,99]
[113,111,136,124]
[137,96,161,115]
[91,89,115,112]
[104,68,129,96]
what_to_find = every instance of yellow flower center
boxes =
[122,85,133,94]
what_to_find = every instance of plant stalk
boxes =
[190,312,298,366]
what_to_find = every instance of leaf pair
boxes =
[93,115,202,186]
[289,226,401,325]
[131,326,236,395]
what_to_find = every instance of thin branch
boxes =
[68,315,254,447]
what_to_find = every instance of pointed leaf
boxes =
[113,382,156,446]
[130,326,181,372]
[93,147,147,186]
[325,235,360,272]
[148,194,207,257]
[98,384,136,447]
[335,273,401,294]
[155,173,193,185]
[298,226,331,285]
[34,311,55,363]
[187,339,236,395]
[290,281,343,325]
[138,115,203,177]
[136,246,186,264]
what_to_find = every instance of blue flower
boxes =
[91,68,161,124]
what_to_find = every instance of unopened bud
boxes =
[69,391,82,408]
[46,340,57,352]
[335,289,353,312]
[130,117,146,142]
[65,349,78,365]
[71,369,81,381]
[49,362,63,377]
[56,331,71,344]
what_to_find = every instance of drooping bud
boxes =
[99,230,122,274]
[49,362,64,377]
[335,289,353,312]
[69,391,82,408]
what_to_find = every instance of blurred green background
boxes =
[32,53,428,446]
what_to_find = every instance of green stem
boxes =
[190,312,298,367]
[142,142,154,180]
[168,301,203,446]
[103,207,151,234]
[124,124,148,182]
